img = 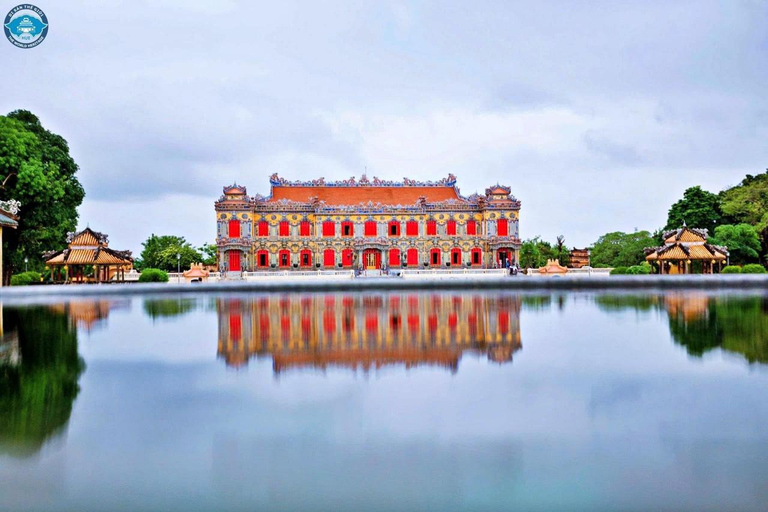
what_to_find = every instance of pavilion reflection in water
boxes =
[217,294,522,372]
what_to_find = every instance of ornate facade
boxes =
[214,174,521,272]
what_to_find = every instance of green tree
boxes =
[709,224,761,264]
[519,238,542,269]
[199,243,218,266]
[590,231,657,268]
[719,171,768,232]
[139,234,203,272]
[552,235,571,267]
[665,186,722,234]
[0,111,85,283]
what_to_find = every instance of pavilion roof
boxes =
[45,227,132,265]
[268,185,462,206]
[645,242,727,261]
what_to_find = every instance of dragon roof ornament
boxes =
[0,199,20,215]
[269,173,458,188]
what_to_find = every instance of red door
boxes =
[362,249,381,269]
[228,251,241,272]
[407,248,418,266]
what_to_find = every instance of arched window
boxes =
[388,221,401,237]
[299,221,311,237]
[323,249,335,267]
[300,249,312,267]
[228,220,240,238]
[341,221,354,237]
[471,248,482,266]
[279,221,290,237]
[389,248,401,267]
[279,250,291,267]
[451,248,461,265]
[342,249,354,267]
[257,250,269,268]
[407,248,418,266]
[497,219,509,237]
[257,221,269,237]
[430,248,441,266]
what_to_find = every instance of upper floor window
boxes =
[466,220,477,236]
[341,221,354,237]
[364,221,377,237]
[257,220,268,237]
[446,220,457,236]
[389,221,400,237]
[497,219,509,237]
[405,221,418,237]
[299,221,311,237]
[228,220,240,238]
[322,221,335,237]
[426,220,437,236]
[279,221,290,237]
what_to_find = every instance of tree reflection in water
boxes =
[0,306,84,457]
[596,294,768,364]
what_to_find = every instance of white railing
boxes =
[526,266,613,277]
[400,268,509,279]
[242,270,355,280]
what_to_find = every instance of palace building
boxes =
[214,174,521,272]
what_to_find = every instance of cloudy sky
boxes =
[2,0,766,253]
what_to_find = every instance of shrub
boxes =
[741,264,767,274]
[721,265,742,274]
[138,268,169,282]
[10,271,42,286]
[610,266,628,275]
[625,264,651,275]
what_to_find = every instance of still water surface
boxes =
[1,291,767,511]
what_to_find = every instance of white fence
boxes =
[243,270,355,281]
[525,267,613,278]
[400,268,509,280]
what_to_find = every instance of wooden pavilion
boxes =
[44,227,133,283]
[644,226,728,274]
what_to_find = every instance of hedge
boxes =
[10,271,42,286]
[625,264,651,275]
[610,266,628,275]
[138,268,169,282]
[721,265,742,274]
[741,264,767,274]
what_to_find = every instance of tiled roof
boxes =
[0,212,18,228]
[45,247,133,265]
[645,242,727,261]
[268,186,462,206]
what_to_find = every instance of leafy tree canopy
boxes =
[719,171,768,233]
[590,230,657,268]
[138,234,203,272]
[709,224,761,265]
[0,111,85,279]
[199,243,217,266]
[665,186,722,234]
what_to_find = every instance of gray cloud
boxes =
[0,0,766,247]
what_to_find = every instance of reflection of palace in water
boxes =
[217,294,522,372]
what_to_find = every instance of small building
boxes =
[182,263,210,282]
[538,259,568,275]
[644,226,728,274]
[569,248,590,268]
[44,227,133,283]
[0,199,20,286]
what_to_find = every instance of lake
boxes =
[1,291,767,511]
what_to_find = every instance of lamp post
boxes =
[24,257,28,272]
[177,253,181,283]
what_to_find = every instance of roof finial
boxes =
[682,219,686,227]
